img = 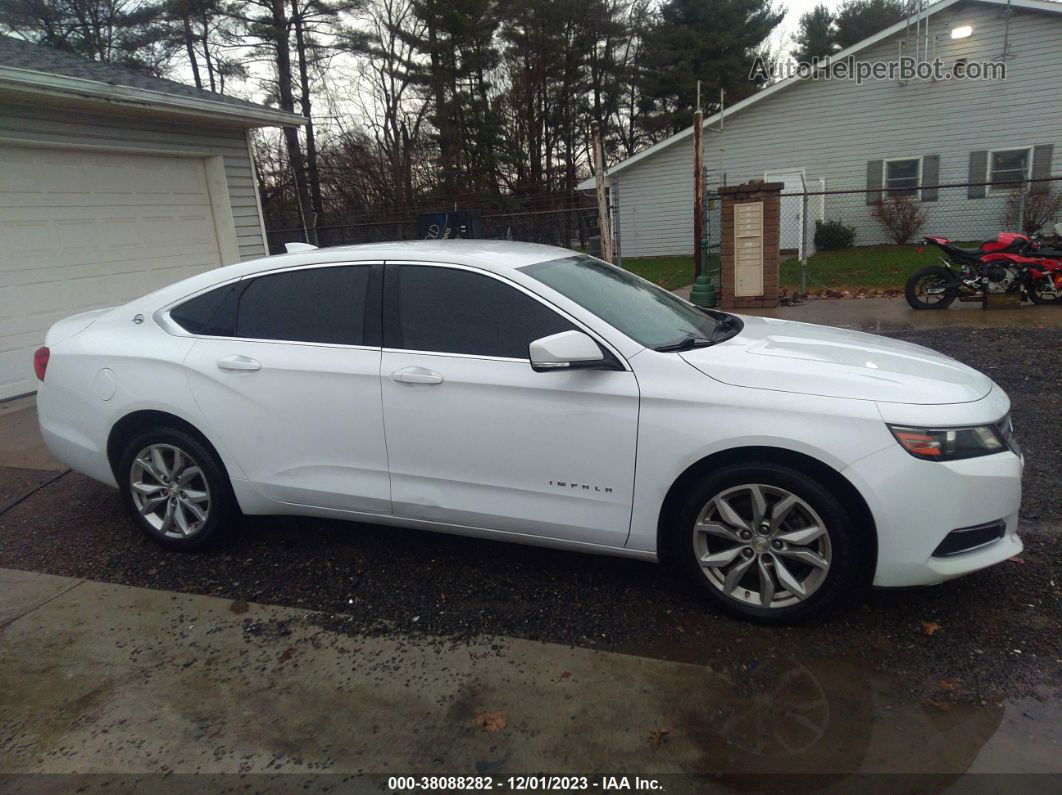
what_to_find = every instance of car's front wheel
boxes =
[117,428,234,550]
[671,462,864,623]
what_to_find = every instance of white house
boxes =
[0,35,304,401]
[579,0,1062,258]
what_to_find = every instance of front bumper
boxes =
[843,443,1023,587]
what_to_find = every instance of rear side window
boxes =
[169,266,373,346]
[387,265,575,358]
[170,283,239,337]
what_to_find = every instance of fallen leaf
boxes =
[560,672,572,679]
[474,712,506,732]
[927,700,952,712]
[938,679,959,692]
[229,599,249,615]
[278,646,297,663]
[1008,556,1025,564]
[648,728,670,748]
[921,620,941,637]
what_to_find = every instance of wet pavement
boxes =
[0,568,1058,784]
[0,323,1059,783]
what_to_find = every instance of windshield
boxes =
[520,255,735,349]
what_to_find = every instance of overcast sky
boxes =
[772,0,847,51]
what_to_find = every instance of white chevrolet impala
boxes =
[35,241,1023,622]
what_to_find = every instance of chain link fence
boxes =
[266,205,601,255]
[775,176,1062,294]
[778,176,1062,256]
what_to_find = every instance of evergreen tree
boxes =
[793,4,838,63]
[834,0,907,50]
[638,0,784,136]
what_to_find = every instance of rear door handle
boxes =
[217,355,261,372]
[391,366,443,385]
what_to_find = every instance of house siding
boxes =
[0,101,267,260]
[614,2,1062,257]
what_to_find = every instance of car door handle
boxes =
[391,366,443,385]
[217,355,261,372]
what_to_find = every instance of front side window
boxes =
[521,255,728,349]
[169,265,372,346]
[990,148,1030,188]
[884,158,921,196]
[388,265,575,358]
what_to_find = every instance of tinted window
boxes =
[169,266,372,345]
[390,266,575,358]
[237,266,370,345]
[170,283,239,336]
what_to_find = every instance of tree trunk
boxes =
[271,0,315,243]
[181,13,202,89]
[291,0,324,229]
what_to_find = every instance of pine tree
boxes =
[793,4,838,63]
[638,0,784,136]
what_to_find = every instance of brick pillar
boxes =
[719,180,783,310]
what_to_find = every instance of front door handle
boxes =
[217,355,261,372]
[391,366,443,385]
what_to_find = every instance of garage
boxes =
[0,145,227,400]
[0,34,305,402]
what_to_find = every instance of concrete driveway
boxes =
[1,302,1060,784]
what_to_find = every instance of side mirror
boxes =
[529,330,608,373]
[1054,221,1062,237]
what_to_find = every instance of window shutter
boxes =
[968,151,988,198]
[1031,144,1054,191]
[866,160,883,205]
[921,155,940,201]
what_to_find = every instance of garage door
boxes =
[0,145,224,400]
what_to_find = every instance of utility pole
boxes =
[592,124,613,263]
[693,81,704,278]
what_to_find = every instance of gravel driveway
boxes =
[1,327,1059,706]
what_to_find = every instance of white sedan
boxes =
[35,241,1023,622]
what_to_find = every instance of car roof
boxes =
[250,239,576,274]
[129,239,582,312]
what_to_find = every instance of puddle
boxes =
[627,649,1059,783]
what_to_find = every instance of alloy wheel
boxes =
[129,443,212,538]
[915,275,950,305]
[692,484,832,609]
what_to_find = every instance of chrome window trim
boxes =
[153,260,382,349]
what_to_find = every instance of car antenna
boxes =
[284,242,318,253]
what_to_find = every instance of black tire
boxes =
[904,265,958,309]
[1026,277,1062,304]
[668,462,866,624]
[117,427,235,550]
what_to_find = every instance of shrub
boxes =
[1002,185,1062,235]
[871,194,927,244]
[814,219,855,250]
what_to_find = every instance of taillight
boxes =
[33,347,49,381]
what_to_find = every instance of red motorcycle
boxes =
[905,230,1062,309]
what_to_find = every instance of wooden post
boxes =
[693,109,704,278]
[592,124,613,263]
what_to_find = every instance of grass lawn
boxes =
[624,244,952,293]
[622,255,719,291]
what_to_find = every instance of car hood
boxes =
[679,315,993,404]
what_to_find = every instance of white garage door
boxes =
[0,145,224,400]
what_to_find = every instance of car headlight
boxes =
[888,423,1006,461]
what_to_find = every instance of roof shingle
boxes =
[0,34,289,118]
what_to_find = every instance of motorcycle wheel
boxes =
[1027,278,1062,305]
[905,266,958,309]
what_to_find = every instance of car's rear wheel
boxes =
[670,462,864,623]
[117,428,233,550]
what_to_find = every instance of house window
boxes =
[989,148,1031,190]
[884,157,922,197]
